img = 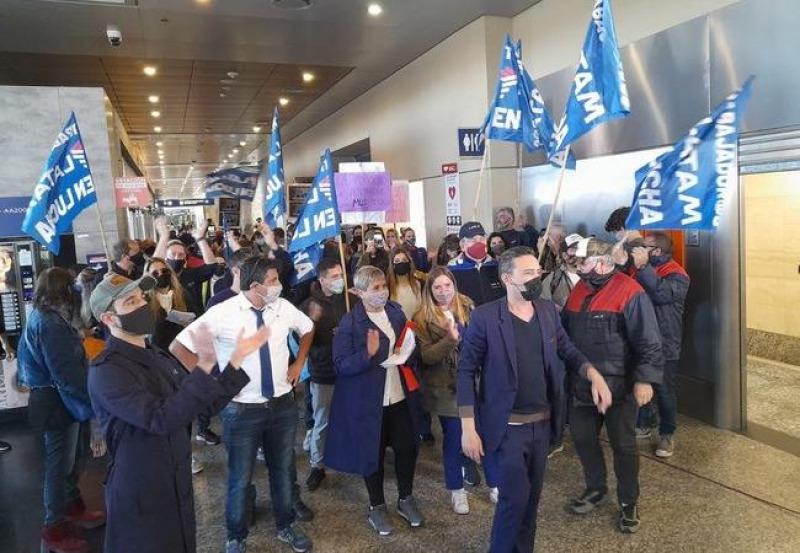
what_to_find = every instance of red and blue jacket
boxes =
[634,259,690,362]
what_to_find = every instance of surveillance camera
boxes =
[106,25,122,47]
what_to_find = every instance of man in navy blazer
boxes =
[458,246,612,553]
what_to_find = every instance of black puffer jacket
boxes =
[635,259,690,362]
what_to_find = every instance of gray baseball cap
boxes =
[90,273,156,321]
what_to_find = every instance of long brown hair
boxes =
[146,257,188,312]
[33,267,81,327]
[387,246,422,300]
[413,266,472,332]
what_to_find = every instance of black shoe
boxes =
[0,441,11,454]
[293,499,314,522]
[462,461,482,488]
[567,488,608,515]
[196,428,221,446]
[619,503,640,533]
[305,468,326,492]
[420,433,435,445]
[277,523,313,552]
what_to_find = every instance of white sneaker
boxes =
[191,455,204,475]
[489,487,499,504]
[451,489,469,515]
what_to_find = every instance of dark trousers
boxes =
[571,394,639,506]
[489,421,550,553]
[364,401,418,507]
[637,360,678,435]
[439,416,499,490]
[42,421,89,525]
[222,395,297,539]
[304,380,314,431]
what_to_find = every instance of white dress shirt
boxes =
[366,309,405,406]
[175,293,313,402]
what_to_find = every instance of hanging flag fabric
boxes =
[514,40,576,169]
[290,242,323,286]
[626,77,754,231]
[481,35,539,152]
[21,112,97,255]
[553,0,630,153]
[287,148,340,253]
[263,107,286,228]
[204,167,260,200]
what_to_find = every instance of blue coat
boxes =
[89,337,248,553]
[457,298,590,453]
[326,301,421,476]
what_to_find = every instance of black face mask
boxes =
[166,258,186,273]
[490,245,505,257]
[516,277,543,301]
[156,273,172,289]
[116,304,156,336]
[649,254,670,267]
[130,252,144,265]
[579,269,614,290]
[394,262,411,276]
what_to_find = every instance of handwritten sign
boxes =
[334,172,392,213]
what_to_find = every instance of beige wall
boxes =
[282,0,741,248]
[744,171,800,338]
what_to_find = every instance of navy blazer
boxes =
[457,297,590,453]
[326,301,421,476]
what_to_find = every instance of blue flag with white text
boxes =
[482,35,539,152]
[21,112,97,255]
[553,0,630,153]
[514,41,576,169]
[205,167,259,201]
[290,242,323,286]
[263,107,286,228]
[625,77,754,231]
[287,149,340,253]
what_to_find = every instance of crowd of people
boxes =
[13,205,690,553]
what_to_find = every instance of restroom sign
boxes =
[458,128,485,158]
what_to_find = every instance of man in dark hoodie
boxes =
[300,257,358,491]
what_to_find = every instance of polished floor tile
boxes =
[747,355,800,439]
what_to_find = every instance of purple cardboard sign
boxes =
[334,172,392,212]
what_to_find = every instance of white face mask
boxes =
[329,278,345,295]
[256,284,283,304]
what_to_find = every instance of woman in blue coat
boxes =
[326,265,424,537]
[17,267,107,553]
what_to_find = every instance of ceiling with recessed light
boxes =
[0,0,542,198]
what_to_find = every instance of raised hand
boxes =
[187,323,218,373]
[155,216,169,238]
[446,317,460,342]
[193,219,209,241]
[366,328,380,357]
[229,326,271,369]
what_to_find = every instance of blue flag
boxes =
[514,40,576,169]
[263,107,286,228]
[626,77,754,231]
[482,35,539,152]
[553,0,630,153]
[287,149,340,253]
[205,166,260,200]
[290,242,323,287]
[21,112,97,255]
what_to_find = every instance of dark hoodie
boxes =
[299,282,359,384]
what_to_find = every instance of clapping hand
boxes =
[446,317,460,342]
[229,326,271,369]
[188,323,218,373]
[366,329,380,357]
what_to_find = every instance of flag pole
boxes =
[538,144,571,264]
[472,140,489,219]
[516,142,523,215]
[337,235,351,312]
[92,202,112,262]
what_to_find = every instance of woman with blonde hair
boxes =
[387,246,424,320]
[413,266,495,514]
[146,257,197,352]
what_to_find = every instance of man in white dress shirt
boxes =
[171,256,315,553]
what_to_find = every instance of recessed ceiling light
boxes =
[239,140,246,146]
[232,148,239,154]
[228,154,233,158]
[143,66,157,76]
[367,3,382,16]
[302,72,315,83]
[148,95,159,103]
[219,92,226,98]
[154,126,162,133]
[156,141,163,146]
[227,71,239,79]
[150,110,161,118]
[157,149,164,155]
[279,97,289,106]
[253,126,261,133]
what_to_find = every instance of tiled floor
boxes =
[3,410,800,553]
[747,355,800,439]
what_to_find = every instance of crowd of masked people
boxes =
[13,204,690,553]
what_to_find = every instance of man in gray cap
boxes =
[87,273,266,553]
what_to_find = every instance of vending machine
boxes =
[0,239,51,410]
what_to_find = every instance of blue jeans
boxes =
[309,383,334,468]
[43,421,89,525]
[636,360,678,435]
[439,416,498,490]
[223,396,298,539]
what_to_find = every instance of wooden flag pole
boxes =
[93,202,112,262]
[538,144,571,264]
[337,235,351,312]
[472,141,490,219]
[516,142,523,215]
